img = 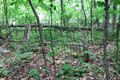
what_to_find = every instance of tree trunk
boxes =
[60,0,63,37]
[3,0,9,34]
[90,0,94,42]
[0,1,1,35]
[81,0,87,26]
[104,0,110,79]
[61,0,63,27]
[15,2,18,36]
[111,4,117,30]
[0,1,1,25]
[81,0,89,43]
[28,0,47,69]
[60,0,66,26]
[50,7,56,80]
[116,15,120,64]
[94,0,100,27]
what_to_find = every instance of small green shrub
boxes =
[0,68,9,77]
[28,69,39,79]
[59,63,73,76]
[59,62,85,77]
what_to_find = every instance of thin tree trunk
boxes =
[15,2,18,36]
[81,0,89,44]
[111,4,117,30]
[94,0,100,27]
[90,0,94,42]
[0,1,1,25]
[60,0,66,26]
[81,0,87,26]
[104,0,110,79]
[116,15,120,64]
[60,0,63,26]
[60,0,63,37]
[0,1,1,35]
[50,7,56,80]
[28,0,47,69]
[3,0,9,34]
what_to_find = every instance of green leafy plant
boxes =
[73,66,85,77]
[59,63,73,76]
[0,68,9,77]
[28,69,39,79]
[48,51,58,57]
[91,64,104,78]
[0,52,3,59]
[59,62,85,77]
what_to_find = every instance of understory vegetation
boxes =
[0,0,120,80]
[0,28,120,80]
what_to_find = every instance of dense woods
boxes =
[0,0,120,80]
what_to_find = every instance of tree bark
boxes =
[60,0,66,26]
[104,0,110,79]
[111,4,117,30]
[90,0,94,41]
[61,0,63,27]
[116,15,120,64]
[81,0,89,43]
[94,0,100,27]
[0,24,104,30]
[28,0,47,69]
[50,7,56,80]
[15,2,18,36]
[81,0,87,26]
[0,1,1,25]
[0,1,2,35]
[60,0,63,37]
[3,0,9,33]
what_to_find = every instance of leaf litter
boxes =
[0,42,120,80]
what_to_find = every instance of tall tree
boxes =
[14,0,18,36]
[61,0,63,27]
[90,0,94,41]
[0,1,1,25]
[50,4,57,79]
[111,4,117,30]
[0,1,1,35]
[60,0,63,37]
[28,0,47,69]
[94,0,100,27]
[60,0,66,26]
[116,15,120,64]
[104,0,110,79]
[3,0,9,33]
[81,0,87,26]
[81,0,89,43]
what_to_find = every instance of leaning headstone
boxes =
[23,24,31,41]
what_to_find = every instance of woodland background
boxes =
[0,0,120,80]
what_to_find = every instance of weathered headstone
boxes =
[23,24,31,41]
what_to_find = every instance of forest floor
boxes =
[0,41,120,80]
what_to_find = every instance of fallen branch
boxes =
[0,23,104,30]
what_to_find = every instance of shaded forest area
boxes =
[0,0,120,80]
